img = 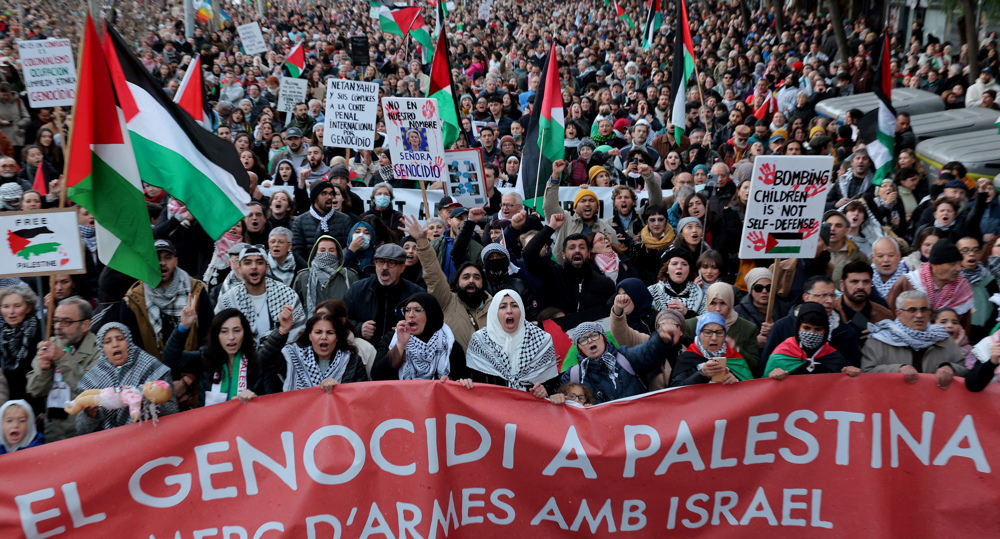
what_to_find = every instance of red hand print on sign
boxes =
[747,231,766,252]
[800,220,820,239]
[803,182,828,199]
[434,156,445,171]
[757,163,776,186]
[422,101,437,119]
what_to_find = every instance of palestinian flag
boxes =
[66,17,160,286]
[642,0,662,51]
[863,34,896,186]
[31,162,45,194]
[516,41,563,212]
[174,54,213,130]
[615,1,635,29]
[764,340,839,377]
[996,114,1000,134]
[408,14,434,64]
[670,0,695,142]
[426,3,459,149]
[7,225,63,261]
[284,42,305,78]
[104,25,251,241]
[753,90,776,120]
[369,1,420,37]
[764,232,803,255]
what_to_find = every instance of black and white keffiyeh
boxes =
[466,290,557,389]
[306,251,340,314]
[391,324,455,380]
[868,319,950,351]
[0,313,39,372]
[649,280,705,314]
[309,206,335,233]
[218,279,304,343]
[79,225,97,253]
[872,261,908,299]
[571,322,619,388]
[267,253,297,286]
[281,344,351,391]
[961,263,988,285]
[144,267,192,340]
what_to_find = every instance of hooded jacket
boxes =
[523,225,617,315]
[292,236,360,309]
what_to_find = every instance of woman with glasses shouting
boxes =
[372,293,467,382]
[670,312,753,387]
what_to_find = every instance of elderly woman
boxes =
[76,323,179,433]
[373,293,466,380]
[648,248,705,317]
[670,312,753,387]
[684,283,761,370]
[0,285,42,404]
[360,182,404,233]
[465,290,560,397]
[259,308,369,393]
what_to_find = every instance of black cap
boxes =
[437,196,462,211]
[328,164,349,179]
[154,239,176,255]
[450,207,469,219]
[929,238,962,265]
[310,180,334,205]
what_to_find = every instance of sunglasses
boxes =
[752,284,771,293]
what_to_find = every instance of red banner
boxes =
[2,375,1000,538]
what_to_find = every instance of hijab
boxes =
[0,400,37,453]
[391,293,454,380]
[694,312,728,359]
[349,221,377,269]
[705,283,738,327]
[486,289,526,367]
[618,278,654,330]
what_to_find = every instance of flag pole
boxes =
[418,179,431,220]
[764,258,784,324]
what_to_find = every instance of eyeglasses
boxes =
[375,259,402,268]
[499,202,518,209]
[808,293,837,300]
[901,306,931,315]
[564,393,587,403]
[752,284,771,293]
[576,331,603,345]
[700,329,725,338]
[402,306,425,314]
[959,247,981,254]
[647,217,666,223]
[53,318,84,327]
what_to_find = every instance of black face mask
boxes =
[484,257,509,278]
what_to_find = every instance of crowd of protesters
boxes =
[2,0,1000,455]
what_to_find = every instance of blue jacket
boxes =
[0,432,44,455]
[560,332,672,404]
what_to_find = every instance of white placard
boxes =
[443,149,487,207]
[277,77,308,113]
[324,79,379,149]
[738,155,835,259]
[381,97,446,183]
[237,23,268,56]
[0,209,85,278]
[17,39,76,107]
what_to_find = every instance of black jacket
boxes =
[343,276,425,345]
[161,327,280,404]
[523,225,616,314]
[256,331,368,385]
[291,209,353,261]
[760,309,862,378]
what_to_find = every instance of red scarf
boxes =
[918,262,973,311]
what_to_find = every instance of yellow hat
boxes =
[574,188,598,207]
[587,166,609,184]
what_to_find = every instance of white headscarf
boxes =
[486,289,527,372]
[0,400,38,453]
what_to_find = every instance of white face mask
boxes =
[352,233,370,249]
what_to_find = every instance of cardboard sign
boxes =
[350,35,370,67]
[237,22,267,56]
[323,79,379,149]
[444,148,488,208]
[1,377,999,538]
[0,208,85,278]
[739,155,835,259]
[17,39,76,107]
[276,77,308,113]
[382,97,446,183]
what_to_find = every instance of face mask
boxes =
[484,257,509,276]
[374,194,391,209]
[352,233,370,249]
[512,133,521,140]
[797,330,825,350]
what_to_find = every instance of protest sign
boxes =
[382,97,446,183]
[350,35,370,67]
[17,39,76,107]
[237,23,267,55]
[276,77,308,113]
[0,208,85,278]
[1,376,998,538]
[324,80,379,149]
[444,149,488,208]
[739,155,834,259]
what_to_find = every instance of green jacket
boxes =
[292,236,359,309]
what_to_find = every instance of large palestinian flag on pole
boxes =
[670,0,695,142]
[284,42,305,78]
[66,16,161,286]
[173,54,213,130]
[642,0,662,51]
[861,34,896,186]
[104,25,251,241]
[516,41,563,213]
[426,2,459,149]
[369,1,421,37]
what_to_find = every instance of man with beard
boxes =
[291,180,352,261]
[26,297,100,442]
[545,159,620,262]
[343,243,424,346]
[604,167,662,243]
[287,102,317,139]
[401,215,490,351]
[121,240,213,360]
[299,145,330,186]
[0,157,28,190]
[266,227,305,286]
[834,261,894,342]
[523,213,616,316]
[216,245,306,345]
[268,127,308,174]
[243,201,272,246]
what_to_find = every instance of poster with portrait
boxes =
[443,149,488,208]
[381,97,446,183]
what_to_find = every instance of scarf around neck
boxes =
[309,205,335,233]
[282,344,351,391]
[872,261,908,299]
[144,266,192,341]
[650,280,704,314]
[594,252,620,282]
[961,263,988,285]
[639,225,674,251]
[306,252,340,314]
[391,324,455,380]
[79,225,97,253]
[913,263,974,313]
[868,319,950,351]
[0,314,39,373]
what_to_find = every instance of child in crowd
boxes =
[1,400,43,455]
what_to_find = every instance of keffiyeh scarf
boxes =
[0,315,39,372]
[594,252,620,283]
[649,280,704,314]
[222,280,302,343]
[144,267,192,340]
[572,323,620,389]
[306,252,339,314]
[988,256,1000,281]
[391,325,455,380]
[868,319,950,351]
[909,263,974,314]
[309,206,335,233]
[281,344,351,391]
[961,263,988,285]
[79,225,97,253]
[872,261,908,299]
[466,323,557,389]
